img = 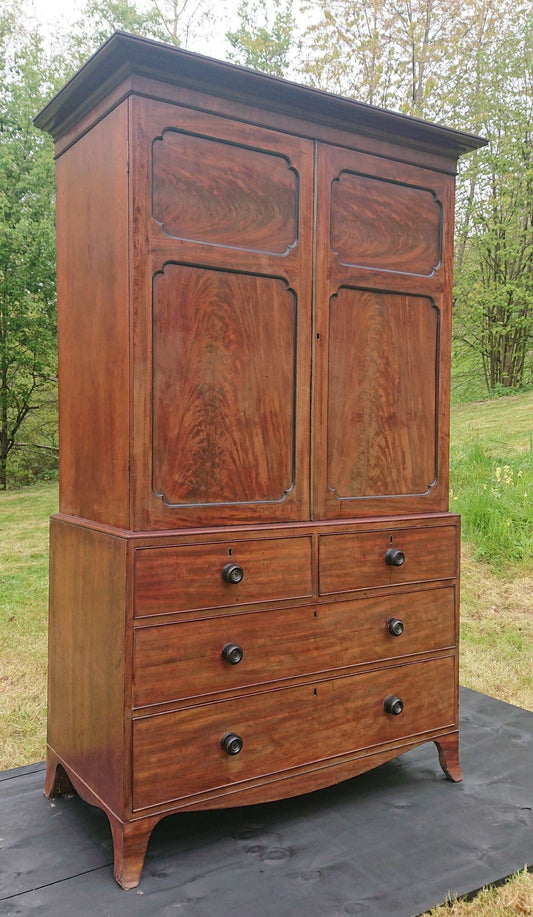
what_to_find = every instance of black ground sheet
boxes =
[1,688,531,917]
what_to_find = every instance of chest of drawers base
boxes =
[45,512,461,889]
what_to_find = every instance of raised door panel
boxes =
[130,98,313,529]
[152,130,297,254]
[152,266,296,513]
[326,289,439,503]
[313,143,454,519]
[330,171,441,276]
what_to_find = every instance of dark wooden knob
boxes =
[385,547,405,567]
[222,563,244,584]
[221,642,243,665]
[387,618,404,637]
[384,695,404,716]
[221,732,243,755]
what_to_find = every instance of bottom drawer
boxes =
[132,655,456,810]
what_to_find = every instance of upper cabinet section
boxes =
[36,33,485,532]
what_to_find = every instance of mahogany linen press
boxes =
[34,32,486,888]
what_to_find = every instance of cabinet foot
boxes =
[108,814,160,889]
[44,751,75,798]
[434,734,463,782]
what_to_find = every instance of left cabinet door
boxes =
[129,97,313,530]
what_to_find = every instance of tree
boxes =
[300,0,532,394]
[453,5,532,391]
[299,0,468,117]
[0,9,62,488]
[72,0,218,56]
[226,0,296,77]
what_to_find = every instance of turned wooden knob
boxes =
[221,643,244,665]
[384,695,404,716]
[222,563,244,584]
[385,547,405,567]
[387,618,404,636]
[221,732,243,755]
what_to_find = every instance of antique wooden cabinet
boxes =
[35,32,485,888]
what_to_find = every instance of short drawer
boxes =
[132,655,456,810]
[134,536,313,617]
[133,586,456,707]
[319,524,457,595]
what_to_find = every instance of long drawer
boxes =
[134,535,313,617]
[319,524,457,595]
[132,655,456,810]
[133,586,455,707]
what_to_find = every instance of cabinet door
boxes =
[313,143,455,519]
[130,98,313,529]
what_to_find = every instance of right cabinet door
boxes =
[312,143,456,519]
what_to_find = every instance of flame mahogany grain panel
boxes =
[152,130,297,253]
[133,586,455,708]
[132,655,456,810]
[152,266,297,509]
[327,289,439,501]
[330,171,441,275]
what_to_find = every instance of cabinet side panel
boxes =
[48,518,128,815]
[55,103,130,527]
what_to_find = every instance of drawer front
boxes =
[132,655,456,809]
[134,536,313,616]
[319,525,457,595]
[133,586,455,707]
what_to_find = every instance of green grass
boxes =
[451,390,533,454]
[450,392,533,567]
[0,483,58,769]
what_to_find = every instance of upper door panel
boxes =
[130,98,313,530]
[313,143,455,519]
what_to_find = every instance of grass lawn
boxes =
[0,393,531,912]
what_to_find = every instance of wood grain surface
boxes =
[153,129,297,253]
[55,102,130,528]
[47,518,128,815]
[133,535,313,616]
[318,523,457,594]
[133,586,455,708]
[326,288,439,501]
[152,264,297,508]
[330,170,441,275]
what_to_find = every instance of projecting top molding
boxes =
[35,30,487,166]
